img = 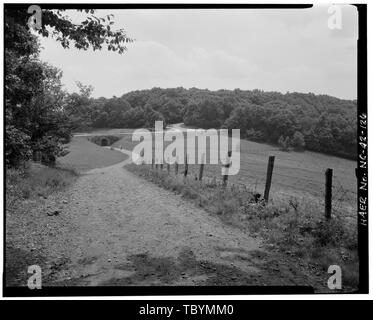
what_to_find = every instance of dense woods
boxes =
[69,87,357,159]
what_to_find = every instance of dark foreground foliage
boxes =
[5,7,132,167]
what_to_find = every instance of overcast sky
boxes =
[39,5,358,100]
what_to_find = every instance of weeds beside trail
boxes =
[5,162,79,286]
[127,163,358,291]
[6,162,78,203]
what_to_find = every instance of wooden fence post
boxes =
[264,156,275,203]
[184,155,188,178]
[199,153,205,181]
[167,157,170,174]
[175,158,179,175]
[222,151,232,187]
[325,168,333,220]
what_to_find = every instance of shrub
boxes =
[246,128,265,142]
[32,135,68,167]
[5,125,32,167]
[291,131,306,151]
[278,135,291,151]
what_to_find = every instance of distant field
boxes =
[74,128,135,136]
[57,136,127,172]
[75,127,357,217]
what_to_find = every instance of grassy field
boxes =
[57,136,128,172]
[74,128,135,136]
[108,128,356,219]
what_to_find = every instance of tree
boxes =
[183,102,199,127]
[143,105,165,128]
[64,82,94,130]
[122,108,146,128]
[264,102,300,143]
[224,105,249,132]
[291,131,305,151]
[183,98,224,128]
[159,99,183,124]
[5,125,32,167]
[104,97,131,127]
[246,128,265,142]
[5,7,133,54]
[6,54,72,165]
[5,6,133,166]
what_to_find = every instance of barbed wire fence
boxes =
[140,150,357,223]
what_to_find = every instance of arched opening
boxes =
[101,138,109,146]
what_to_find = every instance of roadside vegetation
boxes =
[6,162,78,207]
[128,162,358,291]
[5,161,79,286]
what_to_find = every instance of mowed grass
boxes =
[57,136,128,172]
[112,129,356,218]
[74,128,135,136]
[7,135,128,203]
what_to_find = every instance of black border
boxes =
[2,3,368,297]
[356,4,368,293]
[0,300,368,317]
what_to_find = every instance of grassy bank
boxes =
[6,162,78,203]
[5,162,79,286]
[57,136,127,172]
[127,162,358,291]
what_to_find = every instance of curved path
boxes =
[32,151,324,289]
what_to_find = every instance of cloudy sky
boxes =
[39,5,358,100]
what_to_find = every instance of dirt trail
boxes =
[33,155,323,288]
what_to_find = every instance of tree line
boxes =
[69,87,357,159]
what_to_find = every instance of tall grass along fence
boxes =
[139,153,342,222]
[130,152,358,290]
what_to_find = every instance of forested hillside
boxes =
[69,87,357,159]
